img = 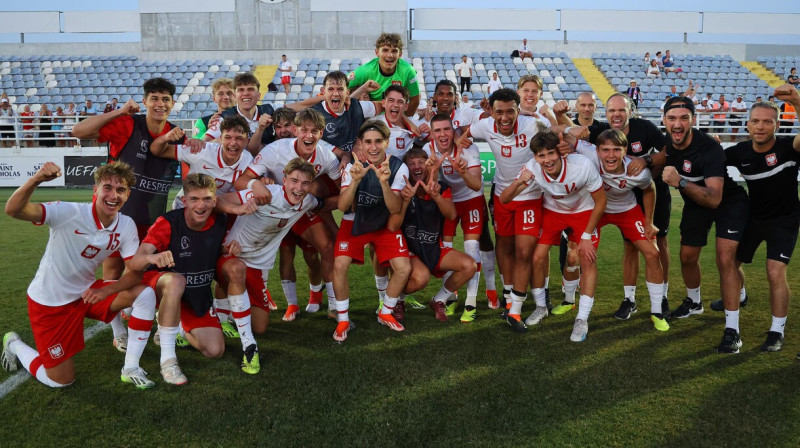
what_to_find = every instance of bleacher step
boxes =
[254,65,277,102]
[572,58,616,104]
[740,61,783,89]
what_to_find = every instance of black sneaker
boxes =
[670,297,703,319]
[506,314,528,333]
[545,288,553,313]
[760,331,784,352]
[710,295,749,312]
[499,292,509,318]
[717,328,742,354]
[614,298,638,320]
[661,297,670,316]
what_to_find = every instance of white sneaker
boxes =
[160,358,187,385]
[570,319,589,342]
[524,306,549,326]
[112,334,128,353]
[121,366,155,389]
[1,332,21,372]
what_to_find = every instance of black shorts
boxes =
[0,124,13,139]
[737,216,799,264]
[488,183,496,223]
[679,193,748,247]
[633,177,671,238]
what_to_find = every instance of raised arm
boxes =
[72,99,138,139]
[5,162,61,223]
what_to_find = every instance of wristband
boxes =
[564,126,573,135]
[581,232,592,241]
[247,179,257,190]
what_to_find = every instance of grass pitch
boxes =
[0,186,799,448]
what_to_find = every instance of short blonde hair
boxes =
[94,161,135,189]
[183,173,216,195]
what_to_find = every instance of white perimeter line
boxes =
[0,322,108,399]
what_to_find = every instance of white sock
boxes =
[310,282,324,292]
[663,282,669,298]
[624,285,636,301]
[281,280,298,306]
[9,339,69,387]
[576,294,595,321]
[563,278,579,303]
[336,298,350,322]
[544,276,550,289]
[442,240,454,248]
[481,250,496,290]
[739,287,747,303]
[326,282,336,310]
[229,292,257,349]
[381,296,398,314]
[124,287,156,370]
[725,308,740,332]
[375,275,389,302]
[509,290,526,316]
[464,240,481,307]
[771,315,787,335]
[646,282,664,315]
[433,285,454,304]
[158,325,179,364]
[213,298,231,324]
[533,287,547,307]
[687,286,701,304]
[110,314,126,339]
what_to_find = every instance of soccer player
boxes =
[192,77,235,141]
[131,174,259,384]
[388,148,477,322]
[234,109,341,321]
[500,131,606,341]
[423,114,485,321]
[656,97,749,353]
[574,130,669,331]
[222,158,332,333]
[721,86,800,351]
[348,32,420,115]
[2,162,158,389]
[374,85,422,159]
[204,72,276,153]
[333,121,410,342]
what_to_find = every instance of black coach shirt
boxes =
[725,136,800,220]
[589,118,665,157]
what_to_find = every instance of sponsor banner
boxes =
[0,155,65,187]
[64,156,106,186]
[477,142,495,183]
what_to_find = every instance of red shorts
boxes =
[291,211,322,237]
[179,300,220,333]
[444,196,486,238]
[492,195,542,238]
[215,255,273,313]
[412,247,452,278]
[279,231,317,252]
[539,209,599,248]
[28,280,119,369]
[110,224,150,258]
[598,207,648,242]
[281,75,291,84]
[334,219,409,265]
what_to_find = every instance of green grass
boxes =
[1,186,799,447]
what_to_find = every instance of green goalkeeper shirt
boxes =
[347,58,419,100]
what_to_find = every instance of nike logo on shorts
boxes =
[522,226,534,231]
[780,253,790,259]
[727,229,739,234]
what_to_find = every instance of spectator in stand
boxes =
[456,55,473,95]
[38,104,54,147]
[662,50,679,74]
[729,93,748,136]
[53,106,65,147]
[81,99,98,117]
[103,102,114,114]
[0,97,17,148]
[756,95,763,102]
[787,67,799,87]
[278,54,293,94]
[668,85,679,98]
[697,97,712,132]
[642,52,651,66]
[778,96,797,135]
[626,80,641,108]
[487,72,502,94]
[655,51,664,69]
[62,102,77,147]
[646,59,661,79]
[19,104,35,148]
[460,93,475,109]
[110,98,121,110]
[519,39,533,59]
[711,94,730,136]
[659,94,671,112]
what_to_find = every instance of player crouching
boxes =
[389,148,477,322]
[2,162,158,389]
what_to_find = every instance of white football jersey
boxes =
[423,141,483,202]
[225,186,318,270]
[575,140,652,214]
[246,138,341,185]
[524,153,603,213]
[27,202,139,306]
[204,105,266,140]
[375,114,417,159]
[173,142,253,209]
[469,115,547,200]
[449,107,483,129]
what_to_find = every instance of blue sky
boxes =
[0,1,796,44]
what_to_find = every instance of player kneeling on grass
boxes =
[388,148,477,323]
[500,130,606,341]
[573,129,668,331]
[220,158,336,333]
[332,120,411,342]
[2,162,158,389]
[130,173,259,384]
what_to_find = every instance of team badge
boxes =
[254,154,262,164]
[48,343,64,359]
[81,245,101,259]
[339,241,349,251]
[501,145,512,158]
[181,236,191,250]
[347,72,355,81]
[396,138,405,149]
[631,142,642,153]
[139,140,149,153]
[245,191,255,200]
[215,178,225,188]
[766,153,777,166]
[443,165,454,175]
[683,160,692,173]
[392,80,402,86]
